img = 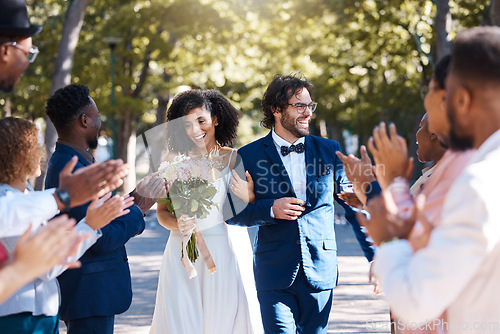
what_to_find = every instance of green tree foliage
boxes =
[0,0,490,157]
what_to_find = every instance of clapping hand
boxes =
[336,145,376,205]
[0,216,89,304]
[58,157,129,208]
[356,191,425,246]
[17,216,84,273]
[85,193,135,230]
[367,122,413,190]
[338,191,363,208]
[131,173,168,214]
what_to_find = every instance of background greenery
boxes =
[0,0,493,185]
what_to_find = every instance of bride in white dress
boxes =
[150,89,262,334]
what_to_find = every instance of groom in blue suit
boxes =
[228,74,374,333]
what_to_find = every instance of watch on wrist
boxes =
[55,189,71,212]
[365,180,382,203]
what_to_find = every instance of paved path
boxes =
[61,213,391,334]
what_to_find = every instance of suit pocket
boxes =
[82,259,120,274]
[323,239,336,250]
[316,172,333,183]
[311,173,333,200]
[254,242,279,254]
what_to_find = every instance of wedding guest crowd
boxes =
[0,1,152,333]
[340,27,500,334]
[0,116,133,333]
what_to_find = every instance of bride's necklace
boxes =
[203,144,225,171]
[207,144,221,158]
[191,143,220,158]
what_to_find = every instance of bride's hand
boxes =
[230,170,255,204]
[177,214,196,237]
[131,173,168,214]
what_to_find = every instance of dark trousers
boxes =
[64,315,114,334]
[0,312,58,334]
[257,266,334,334]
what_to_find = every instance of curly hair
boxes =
[46,84,92,133]
[166,89,240,153]
[0,117,42,184]
[261,73,313,129]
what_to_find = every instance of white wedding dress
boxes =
[150,163,263,334]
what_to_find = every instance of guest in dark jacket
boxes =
[45,84,159,334]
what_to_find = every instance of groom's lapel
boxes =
[305,136,314,206]
[263,133,296,198]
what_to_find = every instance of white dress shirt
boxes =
[269,130,307,219]
[0,188,59,237]
[409,165,435,197]
[0,184,101,317]
[271,129,307,201]
[373,129,500,334]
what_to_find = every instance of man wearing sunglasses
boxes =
[228,73,374,333]
[4,41,39,63]
[0,0,41,93]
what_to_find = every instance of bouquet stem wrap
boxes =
[181,227,217,279]
[158,154,222,279]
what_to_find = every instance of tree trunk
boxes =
[490,0,500,25]
[328,121,344,149]
[113,47,152,193]
[35,0,90,190]
[117,111,137,193]
[155,93,170,126]
[434,0,451,61]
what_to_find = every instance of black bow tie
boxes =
[280,143,305,156]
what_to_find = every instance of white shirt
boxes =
[409,165,435,197]
[271,129,307,201]
[373,129,500,334]
[0,184,101,316]
[0,188,59,237]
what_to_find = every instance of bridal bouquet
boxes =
[157,154,222,278]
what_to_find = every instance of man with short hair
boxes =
[45,83,159,334]
[365,27,500,334]
[228,74,374,333]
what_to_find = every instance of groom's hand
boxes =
[272,197,306,220]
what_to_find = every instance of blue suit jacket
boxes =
[227,132,374,291]
[45,142,145,321]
